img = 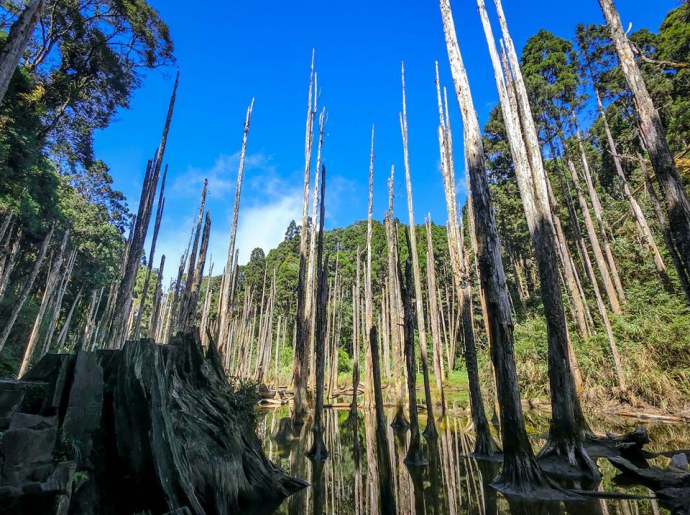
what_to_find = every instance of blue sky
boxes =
[93,0,674,277]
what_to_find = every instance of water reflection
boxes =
[257,408,685,514]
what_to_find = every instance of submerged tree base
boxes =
[538,439,601,481]
[0,331,306,514]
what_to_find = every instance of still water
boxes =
[257,407,690,514]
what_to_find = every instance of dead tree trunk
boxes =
[574,125,626,305]
[364,127,375,408]
[0,223,53,353]
[134,165,167,339]
[217,99,254,349]
[349,248,362,419]
[400,64,436,440]
[441,0,553,493]
[41,248,77,357]
[0,0,43,104]
[307,164,329,462]
[306,108,326,391]
[386,169,408,429]
[641,154,690,301]
[149,255,166,340]
[55,287,82,351]
[19,229,70,377]
[425,218,447,416]
[599,0,690,298]
[400,245,426,467]
[480,0,597,477]
[593,88,671,290]
[178,181,209,330]
[0,227,22,302]
[435,66,498,454]
[292,56,316,426]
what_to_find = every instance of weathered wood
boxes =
[134,164,168,340]
[599,0,690,299]
[400,64,436,440]
[292,56,316,426]
[441,0,553,494]
[425,218,447,415]
[218,99,254,350]
[0,227,22,302]
[307,165,328,462]
[3,332,307,513]
[0,224,54,353]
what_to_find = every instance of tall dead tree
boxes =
[480,0,597,476]
[177,180,209,330]
[437,57,498,458]
[292,55,317,426]
[134,164,168,339]
[440,0,553,493]
[217,99,255,349]
[400,63,436,440]
[599,0,690,301]
[0,0,42,104]
[0,227,22,302]
[591,85,671,290]
[181,211,211,331]
[364,126,375,408]
[107,75,178,348]
[0,223,53,353]
[19,229,70,377]
[386,168,408,429]
[399,237,426,467]
[307,164,329,461]
[641,154,690,300]
[41,248,77,356]
[149,255,166,340]
[54,287,82,351]
[306,108,326,390]
[424,218,447,416]
[349,248,362,418]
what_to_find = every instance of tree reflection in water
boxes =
[259,407,686,514]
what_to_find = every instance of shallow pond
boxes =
[257,407,690,514]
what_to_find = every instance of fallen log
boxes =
[0,331,306,514]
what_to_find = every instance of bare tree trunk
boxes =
[218,99,254,347]
[386,169,408,429]
[425,218,447,416]
[292,56,316,426]
[0,227,22,302]
[599,0,690,296]
[0,0,43,104]
[441,0,552,492]
[364,126,375,408]
[641,154,690,302]
[19,228,69,376]
[41,248,77,357]
[574,124,626,305]
[149,255,166,340]
[178,181,209,330]
[307,164,328,461]
[306,108,326,391]
[565,154,622,315]
[199,262,214,347]
[0,223,54,353]
[134,165,167,339]
[593,88,671,290]
[55,287,81,351]
[400,64,436,440]
[181,211,211,331]
[108,75,177,348]
[481,0,596,476]
[349,249,362,418]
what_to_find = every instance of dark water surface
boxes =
[258,407,690,514]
